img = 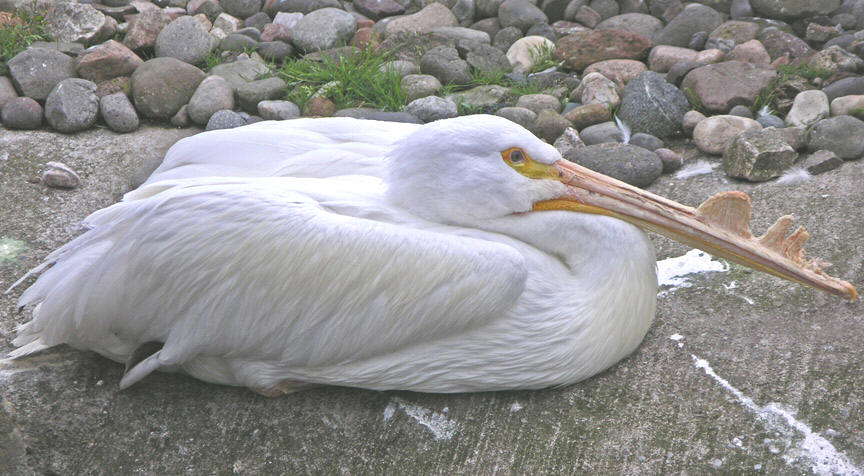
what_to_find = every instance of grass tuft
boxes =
[528,42,562,74]
[0,8,48,63]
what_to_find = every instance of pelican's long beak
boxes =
[534,160,857,300]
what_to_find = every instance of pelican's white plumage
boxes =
[10,115,660,393]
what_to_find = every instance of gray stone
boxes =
[353,0,404,20]
[525,22,557,42]
[730,0,753,18]
[495,106,537,129]
[258,100,301,120]
[220,0,261,18]
[728,104,753,118]
[589,0,618,18]
[235,27,263,41]
[750,0,841,21]
[823,76,864,102]
[221,33,259,52]
[807,115,864,159]
[403,96,458,122]
[45,3,113,46]
[44,79,99,133]
[265,0,340,15]
[516,93,562,113]
[493,26,523,52]
[445,85,510,110]
[655,147,682,172]
[580,121,623,145]
[629,132,663,151]
[244,11,271,30]
[237,77,287,112]
[564,142,662,186]
[681,109,705,136]
[206,109,247,130]
[7,48,77,101]
[802,150,843,175]
[132,57,206,120]
[155,16,219,66]
[28,41,85,56]
[332,108,423,123]
[785,90,829,128]
[664,61,702,87]
[704,37,734,53]
[808,45,864,76]
[532,109,571,142]
[170,104,191,127]
[498,0,548,32]
[451,0,476,25]
[464,42,512,74]
[258,42,295,62]
[477,0,505,18]
[656,4,724,47]
[420,46,472,85]
[723,127,797,181]
[688,31,708,50]
[596,13,663,42]
[1,97,42,130]
[99,92,139,133]
[435,27,490,45]
[290,8,357,53]
[775,126,806,150]
[0,77,17,111]
[188,76,235,125]
[552,126,585,155]
[470,18,501,39]
[617,71,690,140]
[756,27,814,61]
[693,115,762,155]
[756,113,784,129]
[380,60,421,77]
[401,74,442,102]
[40,162,81,189]
[209,58,271,92]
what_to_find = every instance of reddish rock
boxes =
[384,3,457,36]
[554,29,652,71]
[123,8,173,51]
[725,39,771,65]
[563,103,610,129]
[77,40,144,83]
[353,0,404,21]
[261,23,290,42]
[356,19,375,29]
[583,60,647,88]
[681,61,777,113]
[304,96,336,117]
[350,27,379,49]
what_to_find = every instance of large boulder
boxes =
[155,16,219,66]
[807,115,864,159]
[681,61,776,113]
[563,142,662,187]
[554,29,651,71]
[7,48,77,101]
[45,3,114,46]
[131,57,205,120]
[723,128,798,181]
[44,78,99,133]
[655,4,724,47]
[290,8,356,53]
[617,71,689,140]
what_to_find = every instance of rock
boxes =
[516,93,562,113]
[680,61,776,113]
[808,45,864,76]
[532,109,571,142]
[384,4,457,36]
[595,13,662,41]
[552,126,585,155]
[823,76,864,102]
[435,26,490,44]
[724,39,770,65]
[728,105,753,118]
[471,18,501,39]
[756,112,784,128]
[617,71,689,140]
[155,16,219,66]
[505,36,555,73]
[27,41,85,56]
[807,115,864,159]
[7,48,77,102]
[234,27,262,41]
[332,108,422,123]
[730,0,753,17]
[132,57,205,120]
[264,0,339,15]
[95,76,132,98]
[220,0,261,18]
[573,5,601,28]
[664,61,702,86]
[45,3,113,46]
[76,40,143,83]
[723,128,797,181]
[44,78,99,133]
[647,46,698,73]
[681,109,705,136]
[41,162,81,189]
[806,23,842,44]
[258,23,289,43]
[1,97,42,130]
[403,96,458,122]
[124,8,173,51]
[695,49,723,64]
[655,4,723,47]
[206,109,247,130]
[257,41,295,62]
[193,0,225,22]
[572,72,620,109]
[494,26,523,52]
[563,102,610,129]
[401,74,442,102]
[380,60,420,77]
[802,150,843,174]
[776,126,806,150]
[214,12,242,33]
[291,8,356,53]
[693,115,762,155]
[273,11,303,29]
[688,31,708,50]
[829,94,864,116]
[303,96,336,116]
[445,85,509,110]
[258,100,300,120]
[99,92,139,133]
[629,132,662,151]
[353,0,404,20]
[581,121,623,144]
[237,77,287,112]
[708,20,759,46]
[756,27,814,62]
[749,0,841,21]
[555,29,651,72]
[563,142,662,186]
[209,58,270,92]
[495,106,537,129]
[170,104,191,127]
[244,11,271,30]
[703,37,734,53]
[498,0,548,32]
[583,59,646,88]
[420,46,472,85]
[221,33,259,52]
[785,90,829,128]
[0,77,17,111]
[187,76,235,125]
[655,147,682,172]
[463,42,512,74]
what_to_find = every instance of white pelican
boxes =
[7,115,856,395]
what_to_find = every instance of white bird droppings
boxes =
[382,397,459,441]
[510,402,523,412]
[656,250,729,296]
[691,355,862,476]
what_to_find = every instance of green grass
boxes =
[204,50,224,71]
[278,48,406,111]
[0,8,48,63]
[528,42,562,74]
[776,63,831,82]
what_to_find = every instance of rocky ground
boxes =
[0,127,862,474]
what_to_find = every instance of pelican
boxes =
[7,115,856,395]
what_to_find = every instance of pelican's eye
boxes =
[509,149,525,164]
[500,147,559,180]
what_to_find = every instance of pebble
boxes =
[132,57,205,120]
[580,121,623,145]
[41,162,82,189]
[617,71,689,140]
[495,106,537,129]
[532,109,571,142]
[258,100,300,120]
[498,0,548,32]
[629,132,663,151]
[562,102,610,129]
[403,96,458,122]
[505,36,555,73]
[655,148,683,172]
[206,109,247,130]
[785,90,829,128]
[516,94,562,114]
[237,77,288,112]
[802,150,843,175]
[420,46,472,85]
[401,74,443,102]
[188,76,235,126]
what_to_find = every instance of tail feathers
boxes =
[119,348,164,389]
[7,340,52,359]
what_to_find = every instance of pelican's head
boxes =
[385,115,856,300]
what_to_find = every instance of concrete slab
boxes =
[1,128,862,474]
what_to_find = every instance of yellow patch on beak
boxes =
[501,147,562,180]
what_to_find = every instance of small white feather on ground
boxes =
[674,160,718,179]
[776,167,812,186]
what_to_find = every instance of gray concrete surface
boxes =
[0,126,862,474]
